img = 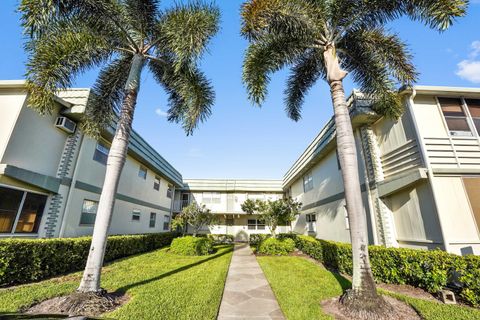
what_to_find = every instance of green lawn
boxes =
[0,245,233,320]
[257,255,480,320]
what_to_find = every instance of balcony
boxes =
[173,199,190,212]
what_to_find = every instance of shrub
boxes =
[170,236,213,256]
[207,234,234,244]
[249,234,270,247]
[292,234,480,307]
[257,238,295,256]
[0,232,178,287]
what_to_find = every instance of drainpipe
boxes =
[169,185,176,231]
[405,88,450,252]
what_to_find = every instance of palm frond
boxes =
[155,2,220,71]
[124,0,160,41]
[149,60,215,135]
[284,49,326,121]
[81,55,133,137]
[243,34,308,105]
[25,19,112,114]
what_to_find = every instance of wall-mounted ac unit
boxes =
[55,116,77,134]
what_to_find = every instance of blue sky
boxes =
[1,1,480,180]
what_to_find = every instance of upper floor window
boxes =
[465,99,480,134]
[438,98,472,136]
[303,173,314,192]
[167,185,173,199]
[93,142,109,165]
[202,192,221,204]
[153,177,160,191]
[80,199,98,226]
[138,166,147,180]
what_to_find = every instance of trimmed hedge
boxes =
[0,232,178,287]
[170,236,213,256]
[293,235,480,307]
[257,238,295,256]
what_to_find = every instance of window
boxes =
[463,178,480,233]
[163,215,170,230]
[167,185,173,199]
[132,210,141,221]
[93,142,109,165]
[306,214,316,223]
[303,173,314,192]
[153,177,160,191]
[149,212,156,228]
[80,200,98,226]
[247,219,265,230]
[465,99,480,134]
[138,166,147,180]
[438,98,472,136]
[306,213,316,232]
[0,186,47,234]
[202,192,221,204]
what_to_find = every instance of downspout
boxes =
[405,88,450,252]
[58,133,85,238]
[169,185,176,231]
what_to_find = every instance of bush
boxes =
[293,234,480,307]
[170,236,213,256]
[257,238,295,256]
[0,232,178,287]
[207,234,234,244]
[249,234,270,247]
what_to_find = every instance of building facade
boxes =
[0,80,182,238]
[173,179,285,241]
[1,80,479,255]
[285,86,480,255]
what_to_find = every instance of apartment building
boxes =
[1,80,479,255]
[285,86,480,255]
[173,179,284,241]
[0,80,182,238]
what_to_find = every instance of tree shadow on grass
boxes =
[114,245,234,294]
[330,271,352,292]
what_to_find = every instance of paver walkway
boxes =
[217,243,285,320]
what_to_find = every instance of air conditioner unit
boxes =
[55,116,77,134]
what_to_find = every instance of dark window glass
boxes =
[153,177,160,191]
[444,118,470,131]
[0,187,24,233]
[132,211,141,221]
[93,142,109,165]
[80,200,98,225]
[149,212,156,228]
[138,166,147,179]
[15,193,47,233]
[247,219,256,230]
[439,97,472,135]
[439,98,465,116]
[466,99,480,134]
[163,215,170,230]
[257,220,265,230]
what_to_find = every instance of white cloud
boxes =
[456,60,480,83]
[155,108,168,117]
[456,41,480,83]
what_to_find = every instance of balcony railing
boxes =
[173,199,190,212]
[424,137,480,169]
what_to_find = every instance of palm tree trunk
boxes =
[323,47,384,311]
[78,54,144,293]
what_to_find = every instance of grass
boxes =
[0,245,233,320]
[257,255,480,320]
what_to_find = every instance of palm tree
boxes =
[241,0,466,317]
[20,0,219,293]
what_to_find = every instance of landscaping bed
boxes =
[257,255,480,320]
[0,245,233,319]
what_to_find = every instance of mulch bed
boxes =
[24,291,128,317]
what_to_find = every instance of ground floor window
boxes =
[306,213,316,232]
[463,177,480,233]
[149,212,156,228]
[80,200,98,226]
[247,219,265,230]
[0,186,47,234]
[163,215,170,230]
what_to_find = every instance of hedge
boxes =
[170,236,213,256]
[257,238,295,256]
[292,234,480,307]
[0,232,178,287]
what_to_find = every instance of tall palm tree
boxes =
[20,0,219,293]
[241,0,466,317]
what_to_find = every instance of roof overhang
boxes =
[181,179,284,193]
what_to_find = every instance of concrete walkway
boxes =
[217,243,285,320]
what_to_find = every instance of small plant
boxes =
[170,236,213,256]
[172,203,218,237]
[257,238,295,256]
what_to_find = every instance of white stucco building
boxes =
[1,80,480,255]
